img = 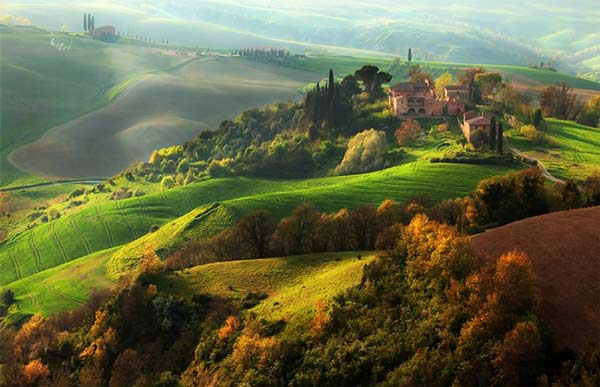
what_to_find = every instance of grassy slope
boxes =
[1,247,118,317]
[0,183,93,237]
[9,57,318,179]
[506,118,600,180]
[158,252,377,337]
[0,161,518,287]
[108,160,517,277]
[0,26,187,186]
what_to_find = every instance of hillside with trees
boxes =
[2,19,600,385]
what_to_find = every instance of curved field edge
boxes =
[156,252,377,338]
[0,161,519,286]
[0,247,119,317]
[107,161,520,278]
[471,206,600,352]
[0,27,191,187]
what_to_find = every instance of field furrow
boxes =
[28,232,43,272]
[51,223,69,263]
[117,200,138,240]
[9,245,22,280]
[96,206,115,248]
[70,218,92,256]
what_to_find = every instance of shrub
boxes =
[160,176,175,191]
[336,129,389,175]
[520,124,544,142]
[469,128,488,148]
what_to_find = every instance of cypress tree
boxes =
[328,69,335,96]
[489,116,497,151]
[84,13,87,31]
[314,82,321,123]
[408,48,412,64]
[497,122,504,154]
[87,14,92,31]
[91,16,95,30]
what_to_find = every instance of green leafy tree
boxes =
[354,65,392,101]
[475,72,503,99]
[160,175,175,191]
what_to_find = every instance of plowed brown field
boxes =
[472,207,600,352]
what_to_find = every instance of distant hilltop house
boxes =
[91,25,116,38]
[388,80,467,117]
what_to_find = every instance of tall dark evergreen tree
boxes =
[91,15,95,30]
[87,14,92,31]
[314,82,321,123]
[84,13,88,31]
[489,116,497,151]
[328,69,335,97]
[408,48,412,64]
[533,108,543,128]
[497,121,504,154]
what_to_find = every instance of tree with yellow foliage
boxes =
[434,73,454,100]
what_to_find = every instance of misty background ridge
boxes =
[2,0,600,77]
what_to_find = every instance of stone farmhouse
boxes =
[91,25,116,39]
[461,111,501,147]
[388,80,467,117]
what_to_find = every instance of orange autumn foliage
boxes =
[231,331,280,369]
[310,300,329,338]
[217,316,240,344]
[23,359,49,385]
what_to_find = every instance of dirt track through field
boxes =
[9,58,318,179]
[471,207,600,352]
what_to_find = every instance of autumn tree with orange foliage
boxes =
[22,359,49,386]
[394,119,422,146]
[217,316,241,344]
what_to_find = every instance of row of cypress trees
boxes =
[83,13,95,32]
[304,69,349,132]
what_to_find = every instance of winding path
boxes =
[504,138,565,184]
[0,179,104,192]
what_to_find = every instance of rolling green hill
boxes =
[9,57,318,180]
[0,161,519,289]
[2,247,118,317]
[159,251,377,337]
[0,25,188,186]
[506,118,600,180]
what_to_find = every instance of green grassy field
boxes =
[157,252,376,337]
[1,247,118,317]
[0,26,188,186]
[506,118,600,180]
[0,160,519,288]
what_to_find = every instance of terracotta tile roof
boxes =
[390,81,430,92]
[445,85,469,91]
[466,116,491,125]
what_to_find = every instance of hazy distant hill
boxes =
[3,0,599,76]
